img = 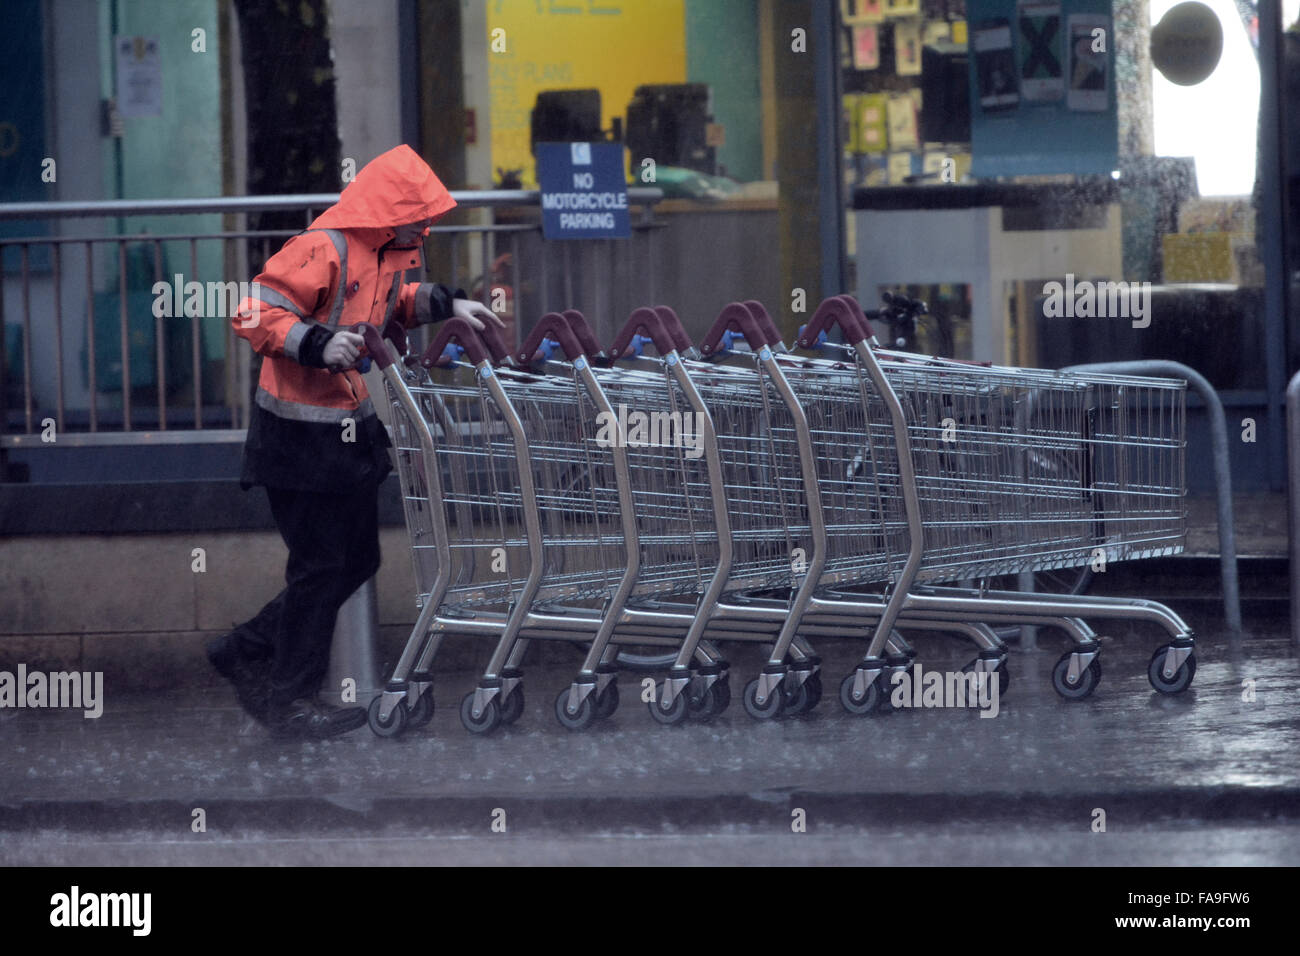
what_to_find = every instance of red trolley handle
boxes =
[377,312,409,358]
[797,297,866,349]
[417,317,495,368]
[650,306,695,354]
[740,300,785,347]
[835,295,879,342]
[519,311,587,363]
[356,324,395,370]
[474,318,512,365]
[560,309,606,359]
[700,302,770,355]
[610,307,678,359]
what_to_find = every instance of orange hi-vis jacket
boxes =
[232,145,461,492]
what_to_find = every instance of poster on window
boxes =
[965,0,1116,176]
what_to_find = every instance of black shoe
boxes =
[267,696,367,740]
[206,631,272,725]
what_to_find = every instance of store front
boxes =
[836,0,1289,490]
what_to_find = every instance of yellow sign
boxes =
[487,0,686,187]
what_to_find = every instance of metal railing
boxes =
[0,189,663,448]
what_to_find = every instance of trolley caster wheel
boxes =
[838,672,883,716]
[368,696,409,738]
[499,686,525,725]
[406,690,435,730]
[554,688,597,731]
[802,673,823,711]
[714,676,732,713]
[962,660,1010,697]
[459,692,502,734]
[1148,645,1196,694]
[688,680,726,721]
[593,681,619,720]
[648,684,690,725]
[1051,653,1100,700]
[742,678,785,720]
[784,675,818,716]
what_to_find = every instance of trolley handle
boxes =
[742,300,785,347]
[561,309,607,359]
[519,311,587,364]
[357,323,397,371]
[475,318,512,365]
[420,317,493,368]
[378,313,409,358]
[700,302,771,355]
[651,306,696,354]
[610,307,677,359]
[837,295,880,341]
[797,297,866,349]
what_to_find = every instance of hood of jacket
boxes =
[309,145,457,241]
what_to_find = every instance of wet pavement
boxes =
[2,619,1298,865]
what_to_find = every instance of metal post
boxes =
[1288,371,1300,646]
[321,577,382,708]
[1064,360,1242,634]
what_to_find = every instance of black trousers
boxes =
[234,482,382,707]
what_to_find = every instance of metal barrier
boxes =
[1064,360,1242,635]
[1288,369,1300,646]
[0,189,663,447]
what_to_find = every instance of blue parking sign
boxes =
[537,142,630,240]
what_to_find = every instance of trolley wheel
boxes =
[499,686,525,725]
[368,696,409,738]
[1147,645,1196,694]
[780,676,811,712]
[688,680,725,721]
[962,660,1010,698]
[593,681,619,720]
[838,672,882,716]
[554,688,597,731]
[459,692,502,734]
[1051,653,1100,700]
[406,689,435,730]
[648,683,690,726]
[803,672,823,711]
[715,676,732,713]
[743,678,785,720]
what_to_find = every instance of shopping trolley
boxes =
[361,317,737,735]
[599,297,1195,713]
[788,295,1195,707]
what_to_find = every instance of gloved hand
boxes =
[451,296,506,331]
[322,330,365,369]
[413,283,507,330]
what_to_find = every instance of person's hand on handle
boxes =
[322,329,365,370]
[452,297,506,331]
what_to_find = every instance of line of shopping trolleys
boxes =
[355,294,1195,737]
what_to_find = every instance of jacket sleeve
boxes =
[232,232,340,366]
[396,281,467,329]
